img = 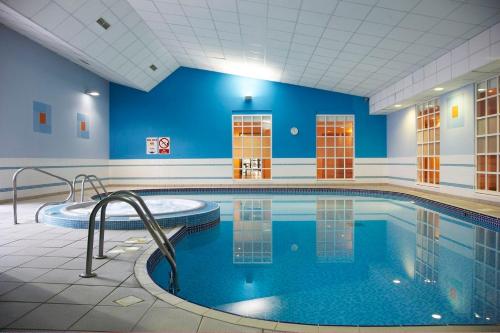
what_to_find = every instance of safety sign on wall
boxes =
[158,137,170,155]
[146,137,158,155]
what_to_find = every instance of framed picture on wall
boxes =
[447,94,464,129]
[77,113,90,139]
[33,101,52,134]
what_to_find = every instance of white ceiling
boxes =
[1,0,500,96]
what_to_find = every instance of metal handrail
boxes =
[80,192,179,293]
[12,167,74,224]
[72,174,108,202]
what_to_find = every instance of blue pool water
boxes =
[151,193,499,326]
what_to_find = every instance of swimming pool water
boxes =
[151,194,499,326]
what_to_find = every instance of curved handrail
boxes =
[72,174,108,202]
[80,193,179,293]
[89,175,108,197]
[72,174,87,201]
[80,176,101,202]
[13,167,74,225]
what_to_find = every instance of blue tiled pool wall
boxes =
[146,218,221,275]
[130,188,500,231]
[40,200,220,230]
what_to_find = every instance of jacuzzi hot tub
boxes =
[61,196,206,218]
[39,193,219,230]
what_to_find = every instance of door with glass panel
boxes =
[476,76,499,193]
[232,115,272,180]
[316,115,355,180]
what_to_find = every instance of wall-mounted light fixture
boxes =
[244,95,252,102]
[394,104,402,108]
[85,89,100,97]
[433,87,444,92]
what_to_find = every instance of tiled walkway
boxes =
[0,193,261,332]
[1,187,499,332]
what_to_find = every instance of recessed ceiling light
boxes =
[433,87,444,91]
[431,314,442,320]
[96,17,110,30]
[394,104,402,108]
[85,89,100,97]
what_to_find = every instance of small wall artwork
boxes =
[33,101,52,134]
[77,113,89,139]
[447,94,464,129]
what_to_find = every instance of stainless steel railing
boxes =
[12,167,74,225]
[80,190,179,293]
[72,174,108,202]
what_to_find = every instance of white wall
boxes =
[107,158,387,186]
[386,83,500,202]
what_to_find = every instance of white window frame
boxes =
[416,99,440,188]
[315,114,356,181]
[231,114,272,181]
[475,75,500,196]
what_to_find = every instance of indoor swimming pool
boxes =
[149,191,500,327]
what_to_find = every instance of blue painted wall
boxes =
[110,67,386,159]
[0,24,109,159]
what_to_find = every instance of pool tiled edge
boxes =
[130,187,500,230]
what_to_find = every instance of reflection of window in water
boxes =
[316,199,354,263]
[473,226,499,322]
[233,199,272,264]
[415,209,440,284]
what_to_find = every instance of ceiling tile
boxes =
[398,14,440,31]
[412,0,462,18]
[298,11,330,27]
[365,7,406,26]
[52,14,84,41]
[357,21,393,37]
[268,5,298,22]
[447,4,499,25]
[350,33,382,46]
[430,20,475,37]
[31,1,67,30]
[334,1,371,20]
[376,0,420,12]
[386,27,423,42]
[302,0,338,14]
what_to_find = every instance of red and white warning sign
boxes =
[158,137,170,155]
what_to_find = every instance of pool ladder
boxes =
[80,190,179,294]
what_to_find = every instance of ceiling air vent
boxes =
[150,64,157,71]
[96,17,110,30]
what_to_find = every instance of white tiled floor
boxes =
[0,193,268,332]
